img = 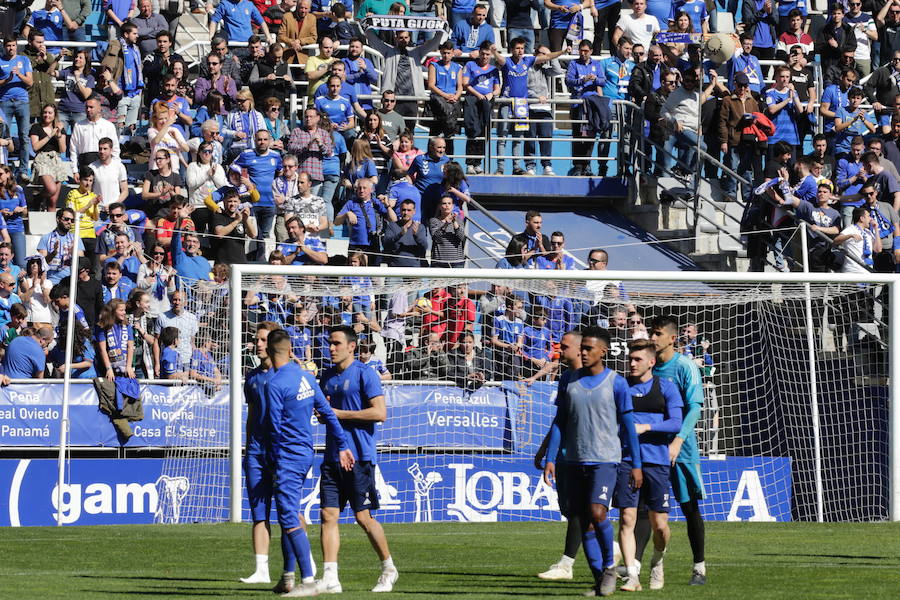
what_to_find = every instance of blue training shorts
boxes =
[243,452,273,522]
[320,460,380,513]
[274,458,313,530]
[568,463,618,511]
[613,462,672,513]
[671,461,706,504]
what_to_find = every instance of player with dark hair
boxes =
[318,324,398,593]
[241,321,295,588]
[544,326,642,597]
[266,327,354,598]
[615,339,683,592]
[630,315,707,586]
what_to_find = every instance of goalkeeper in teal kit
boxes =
[265,329,355,598]
[642,315,707,586]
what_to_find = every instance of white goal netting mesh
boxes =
[156,274,891,524]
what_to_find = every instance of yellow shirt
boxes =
[306,55,336,98]
[65,189,100,239]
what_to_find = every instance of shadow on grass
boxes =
[75,576,224,583]
[754,553,896,562]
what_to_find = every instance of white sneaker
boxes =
[315,577,342,594]
[240,571,271,584]
[616,560,639,579]
[649,560,664,590]
[371,568,399,592]
[273,573,295,593]
[281,581,318,597]
[525,167,536,175]
[620,574,642,592]
[466,165,477,175]
[537,561,573,580]
[543,166,556,176]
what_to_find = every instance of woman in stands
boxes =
[142,148,186,220]
[186,141,227,242]
[343,138,379,189]
[50,323,97,379]
[437,161,473,221]
[57,50,94,136]
[149,102,190,176]
[19,256,52,329]
[192,91,233,155]
[662,10,694,63]
[262,97,290,151]
[429,195,466,268]
[29,105,70,212]
[357,112,394,192]
[170,59,194,106]
[0,166,26,267]
[226,89,267,160]
[391,130,422,173]
[137,241,177,318]
[126,289,157,379]
[95,298,136,381]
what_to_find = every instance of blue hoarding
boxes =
[0,455,792,527]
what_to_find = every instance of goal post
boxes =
[213,266,899,524]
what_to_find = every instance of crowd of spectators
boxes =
[0,0,891,382]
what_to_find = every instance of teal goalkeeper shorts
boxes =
[671,462,706,504]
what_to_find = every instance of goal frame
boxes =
[228,266,900,524]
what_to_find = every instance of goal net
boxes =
[157,268,893,524]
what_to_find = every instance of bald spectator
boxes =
[133,0,169,56]
[155,289,199,368]
[279,0,318,65]
[71,98,120,170]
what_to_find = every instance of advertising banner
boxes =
[0,455,792,527]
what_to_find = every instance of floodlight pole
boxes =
[229,267,244,523]
[56,210,82,527]
[800,223,824,522]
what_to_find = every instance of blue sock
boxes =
[287,528,313,579]
[582,529,604,579]
[281,529,296,573]
[595,518,615,569]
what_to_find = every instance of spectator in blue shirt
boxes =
[668,0,708,35]
[278,216,329,265]
[234,129,283,262]
[836,136,868,197]
[834,86,877,158]
[407,137,450,214]
[0,327,51,378]
[741,0,777,60]
[334,178,396,254]
[453,5,495,57]
[727,34,765,95]
[462,41,501,174]
[342,37,379,112]
[820,67,859,136]
[0,38,34,180]
[209,0,271,47]
[426,42,464,156]
[765,65,806,158]
[565,39,605,176]
[315,75,357,146]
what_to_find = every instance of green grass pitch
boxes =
[0,521,898,599]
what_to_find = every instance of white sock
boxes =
[254,554,268,572]
[301,576,315,584]
[652,548,667,565]
[323,562,338,579]
[626,565,639,578]
[558,555,575,568]
[694,561,706,575]
[382,557,395,571]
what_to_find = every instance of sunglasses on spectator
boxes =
[588,258,607,265]
[60,216,74,222]
[382,98,396,103]
[152,251,166,255]
[200,148,213,154]
[111,212,124,218]
[551,240,564,246]
[207,60,219,65]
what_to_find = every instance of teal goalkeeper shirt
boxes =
[653,352,704,464]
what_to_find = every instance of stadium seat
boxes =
[27,212,58,236]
